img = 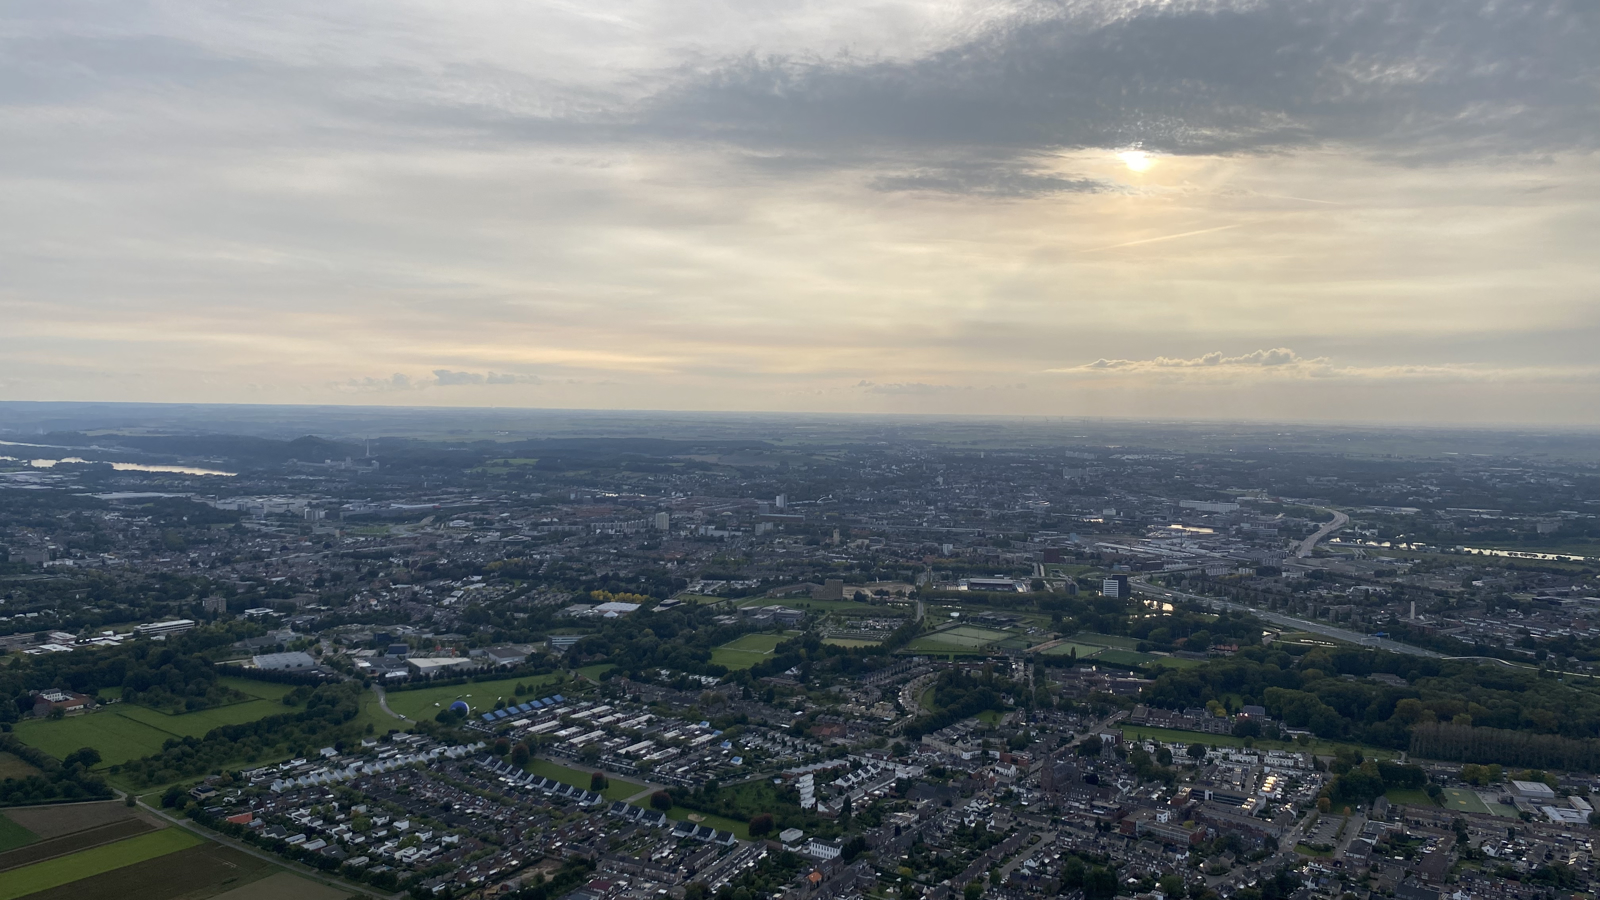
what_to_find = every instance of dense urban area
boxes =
[3,409,1600,900]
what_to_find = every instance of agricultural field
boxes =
[711,632,791,669]
[0,814,36,853]
[381,673,565,721]
[19,837,286,900]
[0,752,42,780]
[0,826,201,900]
[11,678,306,768]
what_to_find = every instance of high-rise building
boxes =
[1102,575,1129,598]
[653,512,670,531]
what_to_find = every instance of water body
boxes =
[1458,546,1596,563]
[0,455,234,477]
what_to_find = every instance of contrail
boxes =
[1083,221,1256,252]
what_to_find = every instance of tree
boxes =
[964,881,983,900]
[63,746,101,770]
[1187,743,1207,760]
[1084,867,1118,900]
[1159,874,1185,898]
[749,813,774,837]
[651,790,673,810]
[591,771,609,792]
[511,742,531,767]
[492,737,510,756]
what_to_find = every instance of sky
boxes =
[2,0,1597,426]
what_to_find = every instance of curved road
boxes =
[1296,508,1350,558]
[373,684,407,720]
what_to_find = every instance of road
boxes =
[1134,579,1442,658]
[1295,509,1350,558]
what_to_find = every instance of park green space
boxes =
[1439,787,1491,815]
[12,677,307,768]
[0,812,38,852]
[658,806,751,840]
[576,664,616,681]
[524,758,642,802]
[0,827,203,900]
[381,673,564,721]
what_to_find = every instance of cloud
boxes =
[335,373,417,393]
[434,370,541,386]
[855,380,959,395]
[869,162,1109,197]
[641,0,1599,170]
[1067,348,1324,372]
[1050,349,1600,383]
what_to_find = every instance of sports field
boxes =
[0,827,202,900]
[1439,787,1492,815]
[382,672,564,720]
[908,625,1011,654]
[12,678,305,768]
[1040,641,1109,658]
[1071,632,1142,650]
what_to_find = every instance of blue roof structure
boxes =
[481,713,496,722]
[552,694,565,702]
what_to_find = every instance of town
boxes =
[2,414,1599,900]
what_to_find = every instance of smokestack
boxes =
[1410,601,1416,621]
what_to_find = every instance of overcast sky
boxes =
[2,0,1597,425]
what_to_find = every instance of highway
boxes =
[1134,579,1442,658]
[1295,508,1350,558]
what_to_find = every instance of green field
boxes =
[0,812,38,852]
[907,625,1011,654]
[13,678,309,768]
[0,751,42,780]
[1439,788,1491,815]
[1071,632,1142,650]
[1383,788,1436,807]
[0,827,203,900]
[1041,642,1109,658]
[1095,649,1159,667]
[382,673,565,721]
[659,806,751,840]
[524,758,642,802]
[575,664,617,681]
[1143,656,1206,669]
[711,632,792,670]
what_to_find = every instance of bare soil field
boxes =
[3,801,144,839]
[209,870,359,900]
[20,841,280,900]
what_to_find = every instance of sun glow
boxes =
[1118,149,1154,172]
